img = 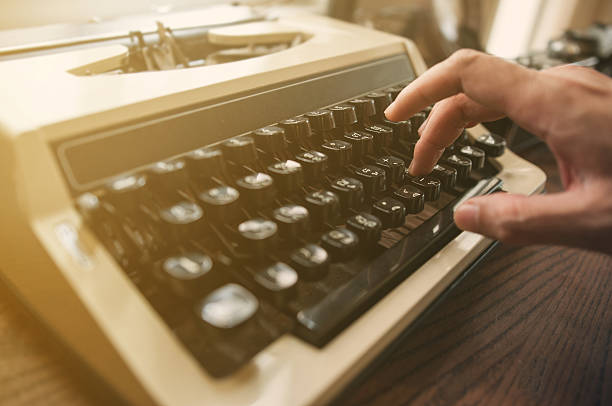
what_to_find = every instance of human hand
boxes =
[384,49,612,254]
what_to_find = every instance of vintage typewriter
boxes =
[0,4,546,406]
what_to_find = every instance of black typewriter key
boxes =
[456,129,470,145]
[149,159,192,200]
[279,117,312,150]
[458,145,485,170]
[410,112,428,135]
[104,174,148,213]
[329,176,364,212]
[372,197,406,229]
[304,190,340,228]
[343,131,373,161]
[375,155,405,187]
[364,124,394,151]
[329,104,358,136]
[253,126,287,155]
[238,218,278,258]
[198,185,240,223]
[380,119,412,143]
[305,110,335,141]
[321,227,359,261]
[295,150,328,183]
[196,283,259,329]
[393,185,425,214]
[158,200,204,243]
[443,154,472,180]
[222,136,258,166]
[290,244,330,280]
[321,140,352,171]
[385,85,405,101]
[186,148,225,184]
[236,172,276,208]
[349,98,376,126]
[346,213,382,246]
[272,205,310,239]
[76,193,106,225]
[474,133,506,157]
[365,92,392,121]
[354,165,386,196]
[267,160,303,195]
[253,262,298,306]
[406,176,441,201]
[431,164,457,190]
[160,252,220,298]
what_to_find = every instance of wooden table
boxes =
[1,144,611,406]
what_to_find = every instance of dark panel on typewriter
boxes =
[72,59,505,377]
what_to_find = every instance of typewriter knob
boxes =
[443,154,472,180]
[348,98,376,126]
[320,140,352,171]
[149,159,192,204]
[385,85,405,101]
[380,119,413,143]
[329,176,364,213]
[295,150,328,183]
[431,164,457,191]
[321,227,359,261]
[392,185,425,214]
[158,200,205,244]
[186,148,225,185]
[375,155,405,187]
[329,105,358,135]
[222,136,258,166]
[160,252,222,298]
[346,212,382,246]
[406,175,441,201]
[235,172,277,208]
[267,160,303,195]
[342,131,373,162]
[304,190,341,229]
[305,110,336,138]
[364,124,394,151]
[278,117,312,149]
[238,218,278,258]
[196,283,259,329]
[474,133,506,157]
[365,92,393,120]
[354,165,386,196]
[456,129,470,145]
[290,244,330,280]
[410,112,428,134]
[272,204,310,240]
[76,193,106,225]
[198,185,240,224]
[104,174,148,214]
[253,262,298,306]
[372,197,406,229]
[253,126,287,155]
[458,145,486,170]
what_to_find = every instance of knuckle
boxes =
[450,49,481,66]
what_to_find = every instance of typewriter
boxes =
[0,5,546,406]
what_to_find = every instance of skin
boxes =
[384,49,612,255]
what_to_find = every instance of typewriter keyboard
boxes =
[74,86,505,377]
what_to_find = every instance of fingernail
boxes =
[454,201,479,231]
[384,103,394,118]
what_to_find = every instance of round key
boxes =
[366,92,392,120]
[159,200,204,244]
[161,252,220,298]
[198,185,240,223]
[321,227,359,261]
[236,172,276,208]
[222,136,258,165]
[321,140,352,171]
[375,155,405,187]
[456,129,470,145]
[278,117,312,150]
[238,218,278,258]
[186,148,225,183]
[475,133,506,157]
[348,98,376,126]
[149,159,191,197]
[458,145,485,170]
[329,176,364,212]
[305,110,335,135]
[295,150,328,182]
[267,160,303,195]
[272,204,310,239]
[343,131,373,161]
[443,154,472,180]
[393,185,425,214]
[290,244,330,280]
[431,164,457,190]
[253,262,298,306]
[253,126,287,155]
[372,197,406,228]
[76,193,106,225]
[330,104,358,136]
[104,174,148,213]
[354,165,386,196]
[346,212,382,246]
[406,176,441,201]
[304,190,340,228]
[410,112,428,135]
[197,283,259,329]
[385,85,405,101]
[364,124,394,151]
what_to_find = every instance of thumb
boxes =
[454,191,594,249]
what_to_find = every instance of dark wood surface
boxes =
[1,143,611,406]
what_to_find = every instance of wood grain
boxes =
[1,144,610,406]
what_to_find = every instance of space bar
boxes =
[293,177,503,346]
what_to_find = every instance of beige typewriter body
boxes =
[0,13,546,406]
